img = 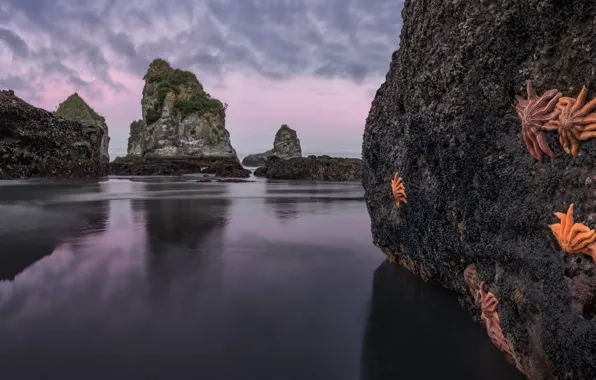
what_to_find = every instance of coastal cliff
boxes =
[55,92,110,165]
[111,59,249,178]
[362,1,596,379]
[242,124,302,166]
[0,90,105,179]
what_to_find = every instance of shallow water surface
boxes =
[0,177,524,380]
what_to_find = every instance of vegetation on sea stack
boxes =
[143,58,226,123]
[54,93,106,126]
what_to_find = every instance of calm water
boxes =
[0,176,524,380]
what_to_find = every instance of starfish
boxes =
[543,87,596,158]
[549,203,596,262]
[515,80,562,162]
[464,264,481,305]
[478,282,513,356]
[391,172,407,207]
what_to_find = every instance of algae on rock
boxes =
[136,58,237,159]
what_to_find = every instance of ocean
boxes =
[0,176,523,380]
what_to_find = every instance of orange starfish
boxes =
[549,203,596,262]
[478,282,512,356]
[515,80,562,162]
[543,87,596,158]
[391,172,407,207]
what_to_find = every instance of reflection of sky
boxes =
[0,179,521,380]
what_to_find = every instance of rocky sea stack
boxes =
[254,155,361,181]
[0,90,105,179]
[110,58,249,178]
[362,1,596,379]
[242,124,302,166]
[55,93,110,165]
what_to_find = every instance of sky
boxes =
[0,0,404,158]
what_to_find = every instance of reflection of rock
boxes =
[265,198,298,221]
[360,262,525,380]
[139,187,230,300]
[255,155,362,181]
[361,1,596,378]
[0,90,105,179]
[0,183,109,280]
[242,124,302,166]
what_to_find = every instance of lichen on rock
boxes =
[242,124,303,166]
[55,92,110,164]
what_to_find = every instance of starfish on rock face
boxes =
[549,203,596,263]
[543,87,596,158]
[478,282,513,356]
[391,172,407,207]
[515,80,562,162]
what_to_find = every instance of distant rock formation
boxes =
[127,119,145,157]
[55,92,110,164]
[361,1,596,378]
[0,90,105,179]
[140,58,237,158]
[254,155,361,181]
[242,124,302,166]
[112,58,249,178]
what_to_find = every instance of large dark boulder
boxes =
[0,90,105,179]
[362,1,596,379]
[109,156,250,178]
[255,155,361,181]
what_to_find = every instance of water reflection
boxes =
[360,262,525,380]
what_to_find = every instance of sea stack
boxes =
[0,90,105,179]
[110,58,249,178]
[242,124,302,167]
[362,1,596,379]
[55,92,110,165]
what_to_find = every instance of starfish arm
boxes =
[559,130,570,154]
[564,204,575,237]
[570,88,588,114]
[576,98,596,117]
[579,131,596,141]
[526,81,537,99]
[578,113,596,124]
[535,92,563,115]
[570,230,596,248]
[523,132,541,161]
[580,123,596,131]
[536,132,555,158]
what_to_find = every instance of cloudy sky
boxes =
[0,0,403,158]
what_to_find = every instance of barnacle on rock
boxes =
[391,172,407,207]
[515,80,562,162]
[543,87,596,158]
[550,203,596,263]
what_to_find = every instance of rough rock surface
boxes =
[0,90,105,179]
[114,58,246,177]
[254,155,361,181]
[55,93,110,164]
[109,156,250,178]
[241,124,302,166]
[127,119,145,157]
[140,58,237,159]
[362,1,596,379]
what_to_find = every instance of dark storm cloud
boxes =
[0,0,403,97]
[0,27,29,57]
